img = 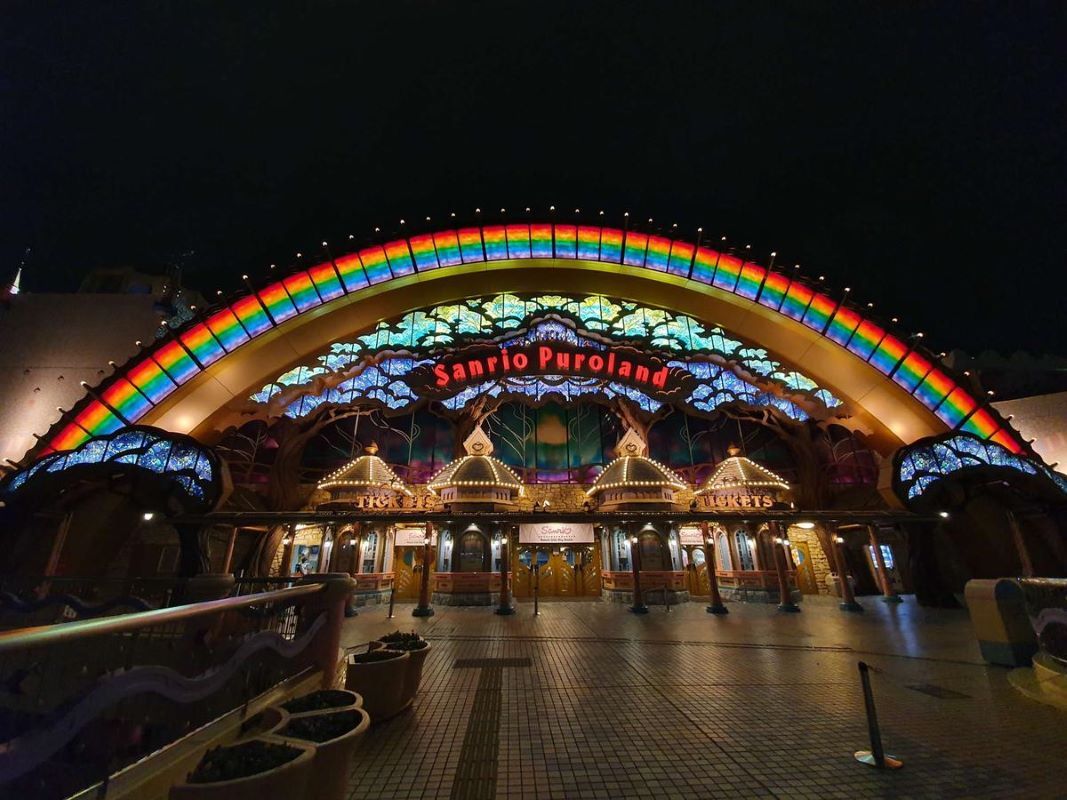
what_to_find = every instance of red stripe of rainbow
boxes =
[42,223,1026,456]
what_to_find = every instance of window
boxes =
[867,544,895,569]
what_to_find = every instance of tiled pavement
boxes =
[342,597,1066,799]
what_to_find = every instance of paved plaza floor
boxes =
[340,596,1065,799]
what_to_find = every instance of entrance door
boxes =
[514,544,600,597]
[574,544,602,596]
[790,541,819,595]
[394,547,434,600]
[685,546,709,596]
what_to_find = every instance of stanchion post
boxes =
[412,523,435,618]
[701,521,728,615]
[534,551,541,616]
[854,661,903,769]
[388,583,396,619]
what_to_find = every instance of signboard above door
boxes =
[395,528,428,547]
[519,522,595,544]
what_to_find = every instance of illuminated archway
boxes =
[36,223,1028,462]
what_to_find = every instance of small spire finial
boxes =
[364,442,379,456]
[727,443,742,457]
[463,425,494,456]
[616,428,647,457]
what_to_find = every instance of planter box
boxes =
[281,688,363,718]
[273,708,370,800]
[345,650,411,722]
[384,641,432,705]
[170,739,315,800]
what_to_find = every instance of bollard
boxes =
[388,585,396,619]
[664,587,671,613]
[534,566,541,616]
[854,661,903,769]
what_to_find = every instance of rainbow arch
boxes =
[38,223,1026,460]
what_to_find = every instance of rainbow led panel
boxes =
[433,231,463,267]
[577,226,601,261]
[645,236,671,272]
[736,263,765,301]
[691,247,718,284]
[623,232,648,267]
[359,246,391,284]
[334,254,368,291]
[384,241,414,276]
[668,241,694,277]
[409,234,439,271]
[712,253,742,292]
[458,228,484,263]
[127,357,175,404]
[206,308,251,351]
[530,224,553,258]
[307,261,345,301]
[179,323,225,367]
[154,340,200,384]
[42,222,1026,457]
[482,226,508,260]
[758,271,789,311]
[599,228,623,263]
[554,225,577,258]
[505,225,531,259]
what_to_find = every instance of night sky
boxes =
[3,3,1064,354]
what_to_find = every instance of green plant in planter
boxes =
[351,649,406,663]
[383,639,429,652]
[377,630,423,644]
[280,710,363,743]
[281,689,356,714]
[188,740,303,784]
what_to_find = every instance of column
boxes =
[495,530,515,615]
[832,528,863,612]
[867,525,901,603]
[348,524,363,575]
[281,523,296,578]
[701,521,727,615]
[769,521,800,612]
[221,526,239,574]
[413,522,435,617]
[629,525,648,614]
[1005,509,1035,578]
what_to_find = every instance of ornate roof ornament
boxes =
[695,444,790,495]
[317,442,413,496]
[587,428,687,501]
[427,424,524,499]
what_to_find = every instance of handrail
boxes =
[0,582,325,654]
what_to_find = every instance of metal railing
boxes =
[0,580,340,800]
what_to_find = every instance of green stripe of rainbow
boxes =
[43,223,1026,456]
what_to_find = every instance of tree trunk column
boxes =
[496,529,515,615]
[701,521,727,615]
[867,525,901,603]
[770,522,800,612]
[349,524,363,575]
[413,523,435,617]
[281,523,297,577]
[221,526,239,574]
[629,526,648,614]
[1005,509,1035,578]
[832,528,864,612]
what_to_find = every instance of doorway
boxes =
[684,546,709,597]
[394,546,435,600]
[514,543,601,598]
[790,541,819,595]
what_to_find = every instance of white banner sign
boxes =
[395,528,428,547]
[678,526,705,546]
[519,522,595,544]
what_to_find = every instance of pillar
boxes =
[832,528,864,612]
[1005,510,1035,578]
[221,526,239,574]
[349,524,363,575]
[413,523,435,617]
[867,525,901,603]
[701,521,727,615]
[629,526,648,614]
[769,522,800,612]
[495,530,515,615]
[281,523,297,577]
